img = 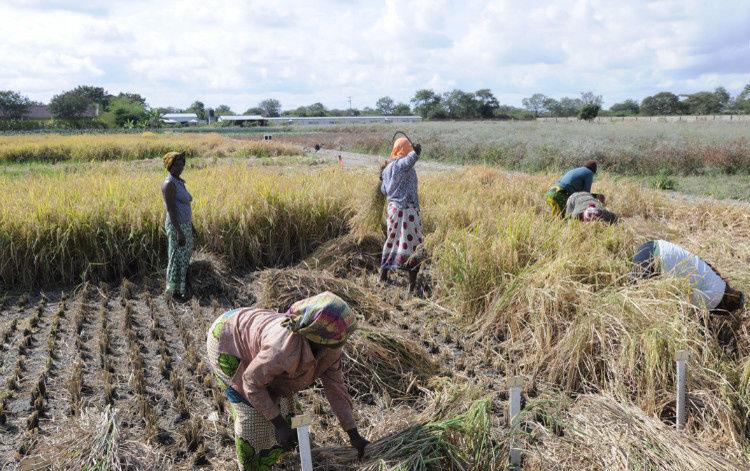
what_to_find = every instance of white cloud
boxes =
[0,0,748,110]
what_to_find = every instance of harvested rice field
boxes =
[2,129,750,470]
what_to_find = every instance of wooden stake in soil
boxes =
[292,414,313,471]
[676,349,689,431]
[508,376,524,468]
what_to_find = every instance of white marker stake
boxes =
[676,350,689,431]
[292,415,313,471]
[508,376,524,468]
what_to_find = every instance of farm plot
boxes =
[1,159,750,469]
[0,132,301,164]
[268,120,750,176]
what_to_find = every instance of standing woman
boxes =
[161,151,195,298]
[546,160,598,218]
[379,137,423,294]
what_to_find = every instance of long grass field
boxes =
[274,120,750,176]
[1,124,750,469]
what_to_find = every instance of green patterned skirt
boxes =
[207,310,297,471]
[545,186,571,218]
[165,221,193,295]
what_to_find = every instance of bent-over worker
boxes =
[546,160,598,218]
[631,239,744,313]
[206,291,369,470]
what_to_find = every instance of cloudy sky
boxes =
[2,0,749,112]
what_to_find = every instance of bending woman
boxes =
[379,137,423,293]
[546,160,598,218]
[631,240,744,313]
[565,191,618,223]
[206,291,369,470]
[161,151,195,298]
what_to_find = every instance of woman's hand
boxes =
[413,143,422,156]
[346,428,370,460]
[271,414,297,451]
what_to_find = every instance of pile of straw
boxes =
[345,329,437,403]
[524,394,748,470]
[187,250,235,299]
[304,232,383,277]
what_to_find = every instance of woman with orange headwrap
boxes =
[379,137,423,294]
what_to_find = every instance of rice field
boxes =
[0,132,301,163]
[1,127,750,469]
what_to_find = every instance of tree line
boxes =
[2,83,750,130]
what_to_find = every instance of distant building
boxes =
[0,104,98,120]
[161,113,204,125]
[266,116,422,125]
[217,115,267,126]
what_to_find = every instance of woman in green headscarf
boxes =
[161,151,195,298]
[205,291,369,470]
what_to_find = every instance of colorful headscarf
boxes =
[390,137,413,160]
[582,203,602,221]
[281,291,357,346]
[163,151,185,170]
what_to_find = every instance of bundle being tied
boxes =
[349,161,388,243]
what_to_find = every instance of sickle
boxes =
[392,131,413,145]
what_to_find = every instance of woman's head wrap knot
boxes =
[281,291,357,346]
[163,151,185,170]
[390,137,413,160]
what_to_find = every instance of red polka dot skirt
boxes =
[381,202,423,272]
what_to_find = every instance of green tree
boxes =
[214,105,234,116]
[442,89,480,119]
[0,90,33,119]
[305,102,327,117]
[521,93,549,117]
[578,103,600,121]
[375,96,395,115]
[580,91,603,106]
[411,89,446,119]
[258,99,281,117]
[640,92,685,115]
[475,89,499,118]
[609,99,640,115]
[186,101,206,120]
[48,89,94,122]
[393,103,411,115]
[735,84,750,113]
[244,107,263,116]
[545,97,582,117]
[71,85,111,109]
[116,92,147,106]
[108,95,149,126]
[714,87,730,108]
[681,91,722,115]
